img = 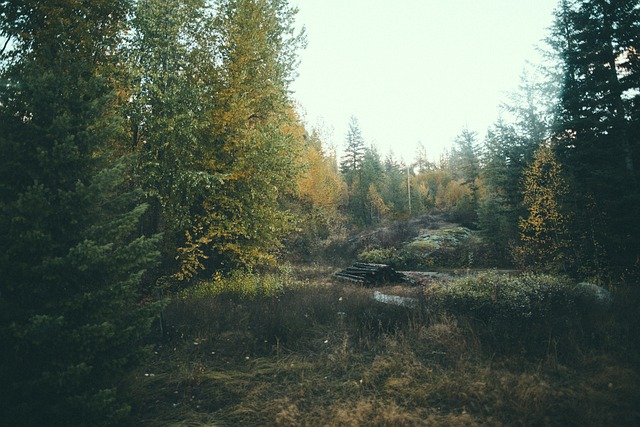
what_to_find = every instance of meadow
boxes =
[128,267,640,426]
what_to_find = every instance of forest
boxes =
[1,0,639,425]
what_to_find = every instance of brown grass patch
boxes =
[128,272,640,426]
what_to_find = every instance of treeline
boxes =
[0,0,638,425]
[313,0,640,282]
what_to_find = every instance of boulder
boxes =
[575,282,612,310]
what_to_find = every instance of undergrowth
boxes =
[128,269,640,426]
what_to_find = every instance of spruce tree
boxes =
[0,2,161,425]
[449,128,480,225]
[549,0,640,278]
[340,116,366,185]
[382,153,410,219]
[450,128,481,185]
[479,68,556,263]
[359,145,385,224]
[338,116,367,225]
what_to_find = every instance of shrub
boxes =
[181,267,299,300]
[427,272,595,359]
[357,247,404,266]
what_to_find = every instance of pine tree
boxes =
[479,67,557,263]
[382,153,410,218]
[448,128,480,225]
[359,145,385,224]
[0,2,161,424]
[549,0,640,278]
[450,128,481,184]
[340,116,366,185]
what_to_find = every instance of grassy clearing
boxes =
[128,269,640,426]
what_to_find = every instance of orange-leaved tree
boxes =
[514,143,572,271]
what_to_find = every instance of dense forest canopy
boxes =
[0,0,638,424]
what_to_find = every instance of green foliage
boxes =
[340,119,384,226]
[358,247,404,266]
[0,160,162,427]
[181,267,300,300]
[429,272,583,356]
[549,0,640,279]
[339,115,366,183]
[476,189,515,263]
[449,128,481,184]
[433,272,574,320]
[178,0,305,278]
[125,0,306,279]
[0,2,162,425]
[381,154,411,219]
[127,0,219,240]
[478,71,555,262]
[411,168,451,215]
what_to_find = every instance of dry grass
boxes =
[127,270,640,426]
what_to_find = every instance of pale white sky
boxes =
[290,0,559,163]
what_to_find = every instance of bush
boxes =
[357,247,404,266]
[427,272,597,359]
[181,268,298,300]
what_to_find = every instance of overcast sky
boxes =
[290,0,559,163]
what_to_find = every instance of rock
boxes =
[372,291,419,308]
[575,282,612,309]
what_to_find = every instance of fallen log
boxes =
[334,272,366,283]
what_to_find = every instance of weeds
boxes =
[128,269,640,426]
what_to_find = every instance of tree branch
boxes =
[0,34,12,57]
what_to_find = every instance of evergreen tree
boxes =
[0,1,161,425]
[339,115,366,185]
[448,128,481,225]
[549,0,640,278]
[479,68,557,263]
[450,128,481,184]
[359,145,386,224]
[337,116,369,225]
[479,123,522,262]
[414,141,434,172]
[382,153,409,218]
